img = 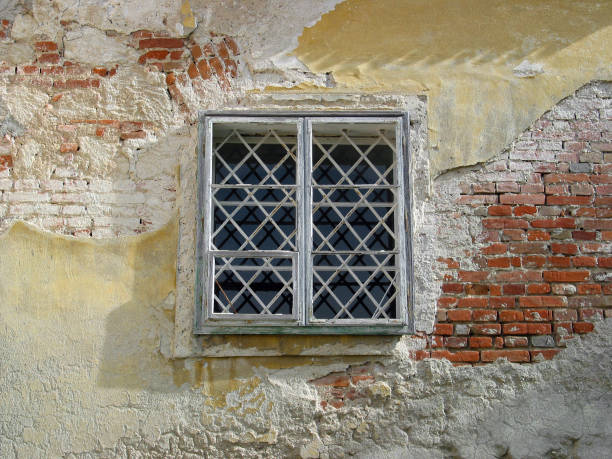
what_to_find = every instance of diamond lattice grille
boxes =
[210,123,298,317]
[311,126,399,320]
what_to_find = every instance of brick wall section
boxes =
[131,30,241,110]
[310,363,381,409]
[425,82,612,364]
[0,30,175,237]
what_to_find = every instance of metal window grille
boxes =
[195,113,412,334]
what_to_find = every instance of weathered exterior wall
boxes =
[0,0,611,457]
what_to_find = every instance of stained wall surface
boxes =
[0,0,611,457]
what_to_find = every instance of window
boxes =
[195,113,412,334]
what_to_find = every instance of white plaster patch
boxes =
[4,85,49,126]
[64,26,140,66]
[513,59,545,78]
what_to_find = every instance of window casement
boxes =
[195,113,413,334]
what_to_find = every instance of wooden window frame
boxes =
[194,112,414,335]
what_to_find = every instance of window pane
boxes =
[213,123,297,186]
[311,121,400,321]
[213,256,294,316]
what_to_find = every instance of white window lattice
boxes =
[196,114,412,334]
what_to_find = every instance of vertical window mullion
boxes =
[302,118,313,326]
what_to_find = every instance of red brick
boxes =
[209,56,224,75]
[545,184,569,195]
[38,53,60,64]
[593,197,612,207]
[0,155,13,169]
[472,310,497,321]
[543,173,589,183]
[471,324,501,335]
[548,256,571,268]
[527,230,550,241]
[445,336,468,348]
[546,195,592,205]
[503,323,528,334]
[528,323,552,335]
[433,323,453,335]
[469,337,492,348]
[521,183,544,193]
[487,257,510,268]
[518,296,566,307]
[216,41,230,59]
[488,205,511,216]
[197,59,212,79]
[481,243,507,255]
[502,229,526,241]
[598,257,612,268]
[596,184,612,195]
[522,256,546,268]
[504,336,528,347]
[411,350,430,360]
[576,207,597,217]
[489,285,502,296]
[224,37,239,55]
[224,58,237,78]
[553,309,577,321]
[457,297,488,308]
[573,322,594,333]
[543,271,589,282]
[572,231,596,241]
[523,309,552,321]
[483,218,528,229]
[509,242,548,254]
[132,30,153,39]
[187,62,199,79]
[437,257,459,268]
[120,130,146,140]
[499,310,524,322]
[138,50,168,64]
[572,256,596,267]
[458,271,489,282]
[441,283,463,294]
[531,218,575,228]
[481,350,530,362]
[91,67,108,77]
[603,231,612,241]
[551,243,578,255]
[514,205,537,216]
[465,284,489,295]
[35,41,58,52]
[580,308,604,321]
[139,38,184,49]
[447,309,472,322]
[60,142,78,153]
[310,373,350,387]
[430,350,480,363]
[489,297,516,308]
[40,66,63,75]
[169,50,183,60]
[531,350,560,360]
[502,284,525,295]
[497,182,519,193]
[527,283,550,294]
[500,194,545,205]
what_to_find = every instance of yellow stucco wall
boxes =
[294,0,612,175]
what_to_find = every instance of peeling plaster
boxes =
[294,0,612,175]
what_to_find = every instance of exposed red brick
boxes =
[527,230,550,241]
[445,336,468,348]
[197,59,212,79]
[430,350,479,363]
[547,195,592,205]
[138,50,169,64]
[551,243,578,255]
[35,41,58,52]
[469,337,492,348]
[573,322,594,333]
[139,38,184,49]
[441,283,463,294]
[531,218,575,228]
[457,297,488,308]
[500,194,545,205]
[503,323,528,335]
[224,37,239,55]
[60,142,78,153]
[543,271,590,282]
[483,218,528,229]
[523,309,552,321]
[531,350,560,360]
[216,41,230,59]
[0,155,13,169]
[120,130,146,140]
[514,205,537,216]
[488,205,511,216]
[471,323,501,335]
[489,297,516,308]
[518,296,566,307]
[472,309,497,321]
[527,283,550,294]
[433,323,453,335]
[481,350,530,363]
[446,310,471,322]
[92,67,108,77]
[499,310,524,322]
[543,173,589,183]
[38,53,60,64]
[598,257,612,268]
[572,256,596,268]
[504,336,528,347]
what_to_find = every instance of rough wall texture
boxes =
[0,0,611,457]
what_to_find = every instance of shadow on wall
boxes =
[298,0,612,69]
